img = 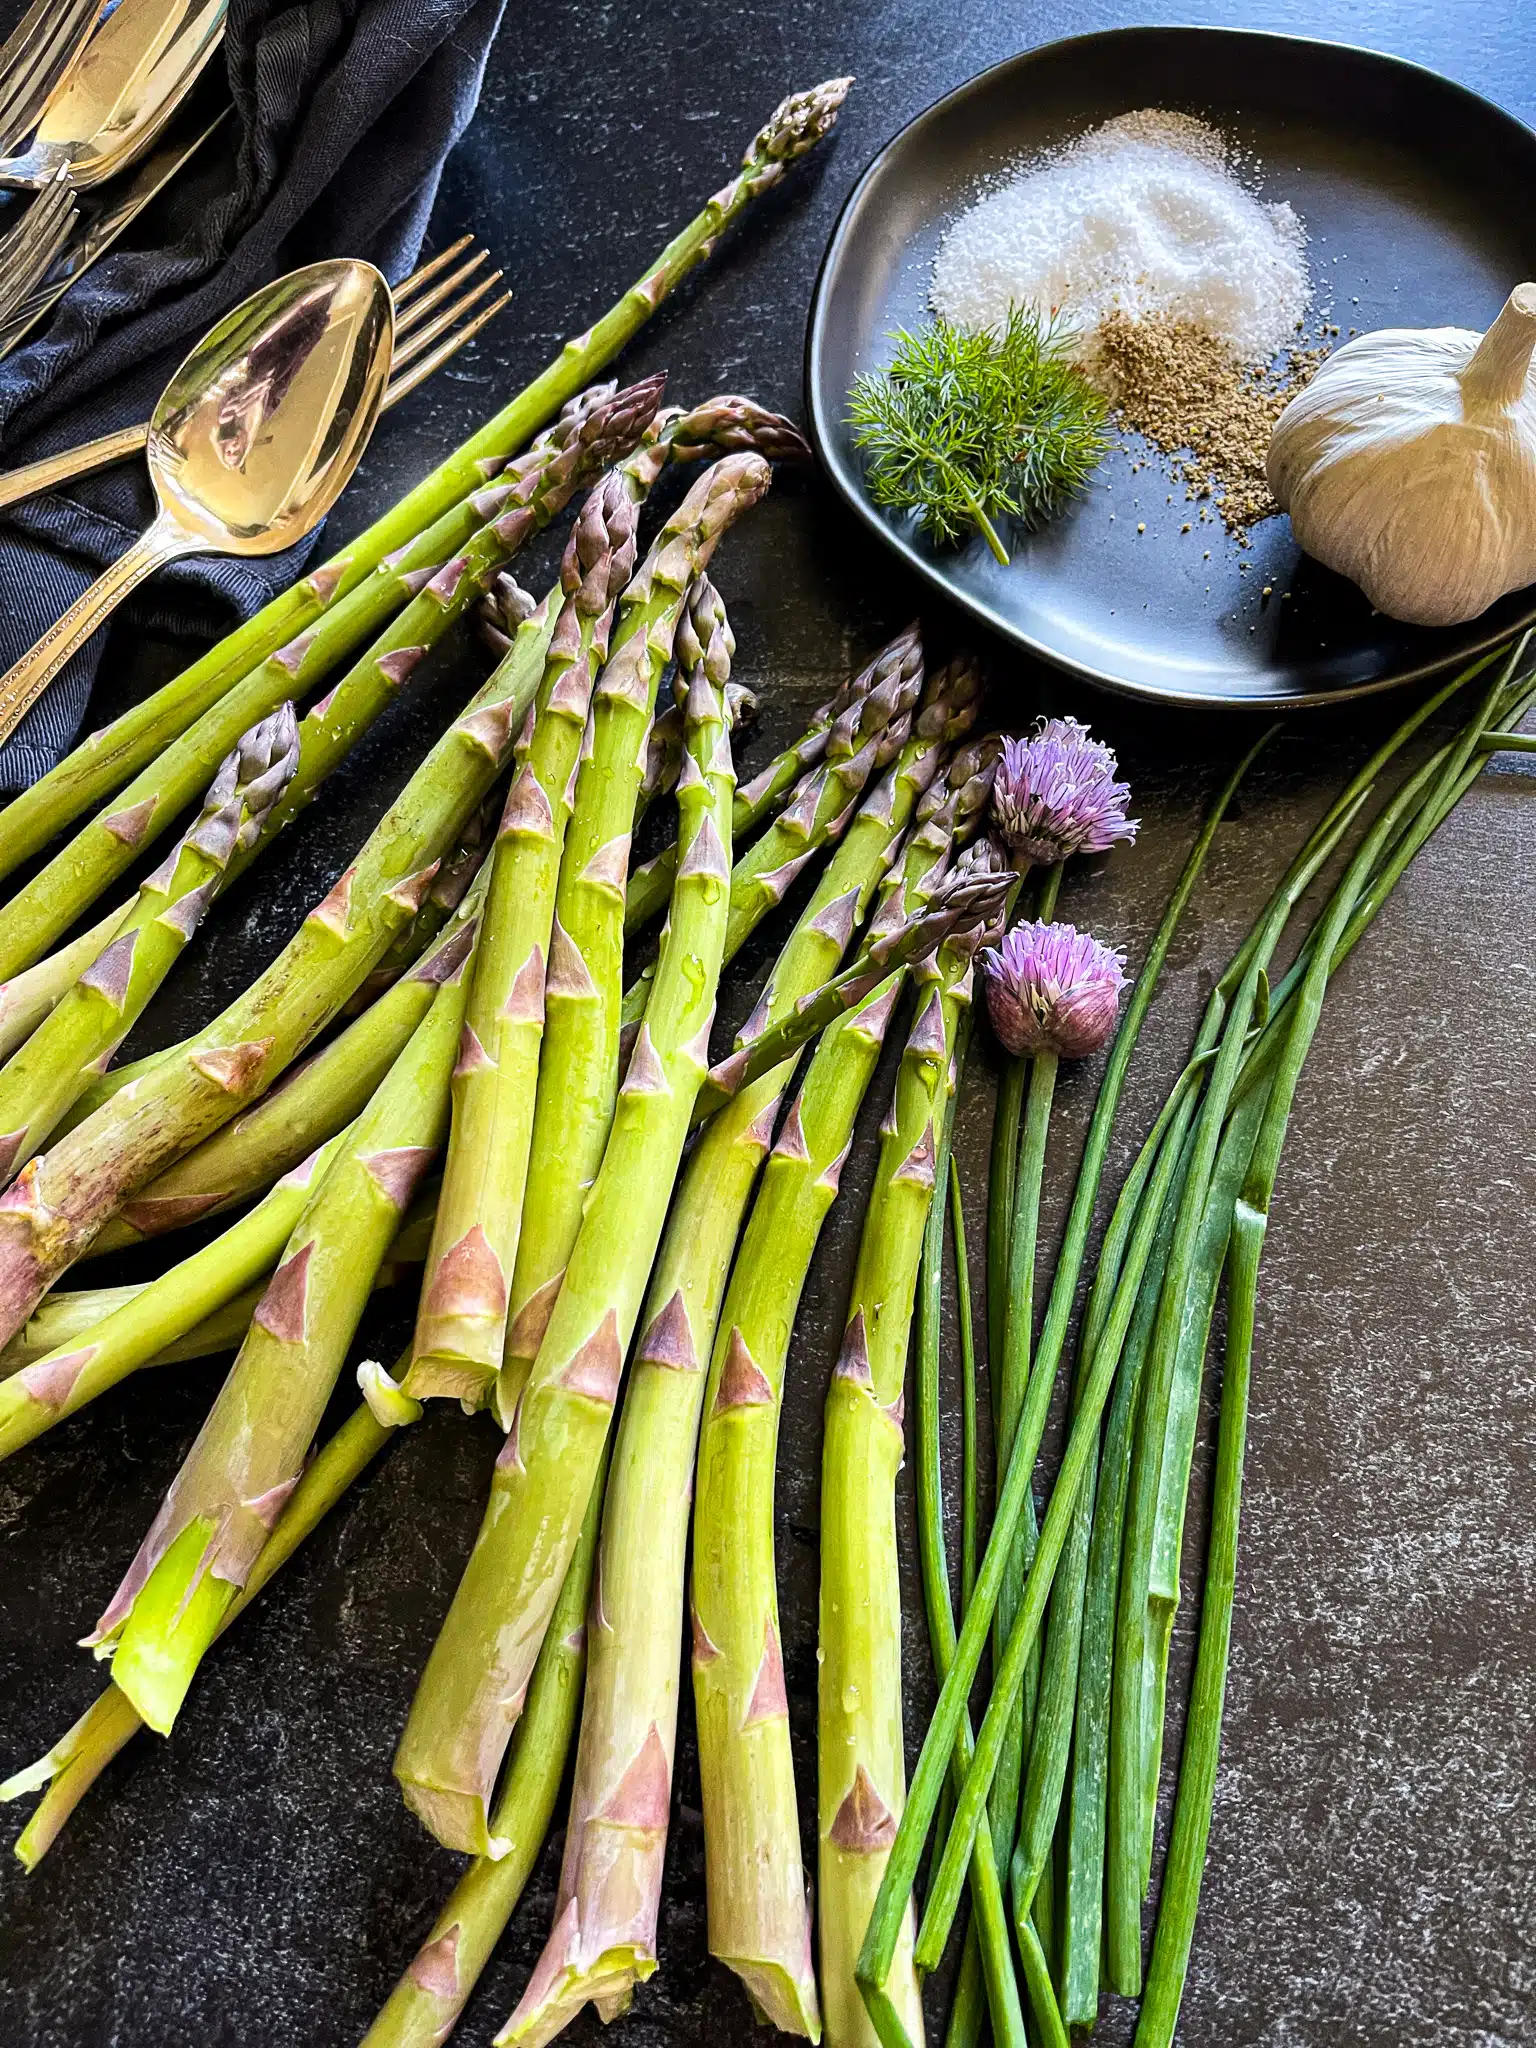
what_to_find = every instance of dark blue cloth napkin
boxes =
[0,0,507,791]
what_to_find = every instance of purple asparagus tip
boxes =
[981,919,1127,1060]
[992,718,1137,867]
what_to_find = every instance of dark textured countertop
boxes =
[2,3,1533,2045]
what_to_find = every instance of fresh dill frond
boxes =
[846,308,1110,565]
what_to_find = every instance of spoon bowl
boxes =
[0,257,394,748]
[0,0,226,191]
[151,261,395,551]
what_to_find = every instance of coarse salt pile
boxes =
[931,109,1310,369]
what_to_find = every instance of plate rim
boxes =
[803,22,1536,712]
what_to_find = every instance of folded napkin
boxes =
[0,0,507,791]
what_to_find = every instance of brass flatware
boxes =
[0,233,509,508]
[0,0,101,158]
[0,0,225,191]
[0,105,227,363]
[0,257,393,746]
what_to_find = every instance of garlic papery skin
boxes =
[1266,283,1536,627]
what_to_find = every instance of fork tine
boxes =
[0,177,76,321]
[391,269,504,372]
[394,248,491,337]
[394,233,476,306]
[381,290,512,412]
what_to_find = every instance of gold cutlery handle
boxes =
[0,516,197,747]
[0,423,151,511]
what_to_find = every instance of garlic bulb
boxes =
[1267,284,1536,626]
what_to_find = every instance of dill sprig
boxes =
[847,309,1110,565]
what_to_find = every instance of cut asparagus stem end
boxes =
[100,1518,236,1736]
[726,1957,824,2040]
[6,1684,142,1870]
[358,1358,424,1427]
[395,1775,497,1861]
[495,1946,652,2046]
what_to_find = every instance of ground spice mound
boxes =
[1092,310,1326,543]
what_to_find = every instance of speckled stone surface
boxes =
[2,3,1534,2044]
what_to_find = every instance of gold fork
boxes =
[0,234,511,513]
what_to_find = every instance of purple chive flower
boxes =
[992,718,1138,867]
[982,920,1127,1060]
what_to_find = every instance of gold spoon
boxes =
[0,0,227,191]
[0,257,393,748]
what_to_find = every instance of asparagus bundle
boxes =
[0,78,850,887]
[818,921,982,2048]
[409,463,772,1412]
[394,579,739,1857]
[0,589,563,1347]
[498,454,771,1409]
[495,619,959,2048]
[90,924,480,1736]
[0,708,300,1178]
[0,381,660,986]
[624,622,923,932]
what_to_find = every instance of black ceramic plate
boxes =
[806,28,1536,706]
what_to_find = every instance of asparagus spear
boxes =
[635,680,761,821]
[404,470,641,1408]
[0,582,561,1348]
[0,1204,434,1387]
[337,796,498,1018]
[497,454,771,1410]
[0,708,300,1177]
[694,855,1013,1121]
[0,907,131,1064]
[691,999,894,2039]
[93,924,479,1736]
[624,622,922,932]
[364,1451,611,2048]
[0,78,850,883]
[84,880,485,1255]
[477,570,541,656]
[0,1137,347,1463]
[818,927,980,2048]
[0,382,660,985]
[394,573,740,1858]
[687,812,984,2037]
